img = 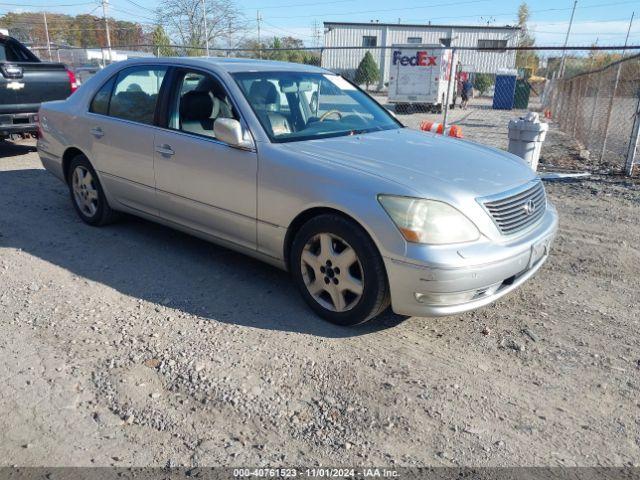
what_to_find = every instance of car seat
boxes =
[179,90,214,136]
[247,80,291,136]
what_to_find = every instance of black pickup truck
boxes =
[0,35,77,140]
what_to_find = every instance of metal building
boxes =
[323,21,521,89]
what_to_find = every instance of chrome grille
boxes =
[482,181,546,235]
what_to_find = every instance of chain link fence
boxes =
[27,43,640,175]
[543,53,640,175]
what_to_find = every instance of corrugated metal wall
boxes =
[322,23,519,88]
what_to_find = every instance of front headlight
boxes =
[378,195,480,244]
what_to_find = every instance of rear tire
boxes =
[67,154,118,226]
[290,214,390,326]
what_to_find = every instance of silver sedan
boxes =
[37,57,558,325]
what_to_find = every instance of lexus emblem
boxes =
[523,200,535,216]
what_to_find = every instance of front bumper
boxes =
[384,205,559,317]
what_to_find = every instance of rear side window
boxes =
[0,40,39,62]
[107,66,167,125]
[89,77,115,115]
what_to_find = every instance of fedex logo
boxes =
[392,50,437,67]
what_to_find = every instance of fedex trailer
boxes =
[388,45,458,114]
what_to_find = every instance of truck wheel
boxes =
[290,214,390,326]
[67,154,118,226]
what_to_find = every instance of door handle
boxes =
[155,144,175,157]
[90,127,104,138]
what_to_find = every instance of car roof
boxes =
[115,56,331,74]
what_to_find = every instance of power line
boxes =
[239,0,356,10]
[530,29,639,35]
[265,0,638,21]
[108,4,156,22]
[0,1,94,6]
[268,0,491,20]
[261,20,314,38]
[119,0,155,13]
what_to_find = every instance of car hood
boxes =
[280,127,537,198]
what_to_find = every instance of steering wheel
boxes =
[319,110,342,122]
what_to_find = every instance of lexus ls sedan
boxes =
[37,57,558,325]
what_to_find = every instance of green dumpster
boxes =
[514,79,531,109]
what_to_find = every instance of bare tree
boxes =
[156,0,245,54]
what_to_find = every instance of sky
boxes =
[3,0,639,47]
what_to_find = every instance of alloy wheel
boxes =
[300,232,364,312]
[71,165,99,218]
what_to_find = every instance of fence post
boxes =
[442,48,456,127]
[624,97,640,176]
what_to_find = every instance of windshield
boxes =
[232,71,401,143]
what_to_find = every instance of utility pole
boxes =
[257,10,262,58]
[202,0,209,56]
[621,11,634,59]
[312,19,321,48]
[42,11,52,61]
[101,0,112,63]
[558,0,577,78]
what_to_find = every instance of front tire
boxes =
[67,154,117,226]
[290,214,390,326]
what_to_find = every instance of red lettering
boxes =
[416,52,437,67]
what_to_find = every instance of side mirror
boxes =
[214,118,244,147]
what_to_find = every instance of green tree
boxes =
[238,35,320,64]
[474,73,493,96]
[151,25,176,56]
[0,11,145,49]
[354,51,380,90]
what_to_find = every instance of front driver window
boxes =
[233,72,399,143]
[171,71,239,139]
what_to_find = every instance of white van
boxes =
[388,45,458,114]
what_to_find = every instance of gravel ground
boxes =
[1,123,639,467]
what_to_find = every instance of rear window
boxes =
[0,40,39,62]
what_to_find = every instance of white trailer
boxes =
[388,45,458,114]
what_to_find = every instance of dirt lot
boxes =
[1,126,639,467]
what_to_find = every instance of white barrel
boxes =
[508,112,549,171]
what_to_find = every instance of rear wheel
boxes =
[290,214,390,326]
[67,154,118,226]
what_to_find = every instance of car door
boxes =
[86,65,168,215]
[153,68,258,250]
